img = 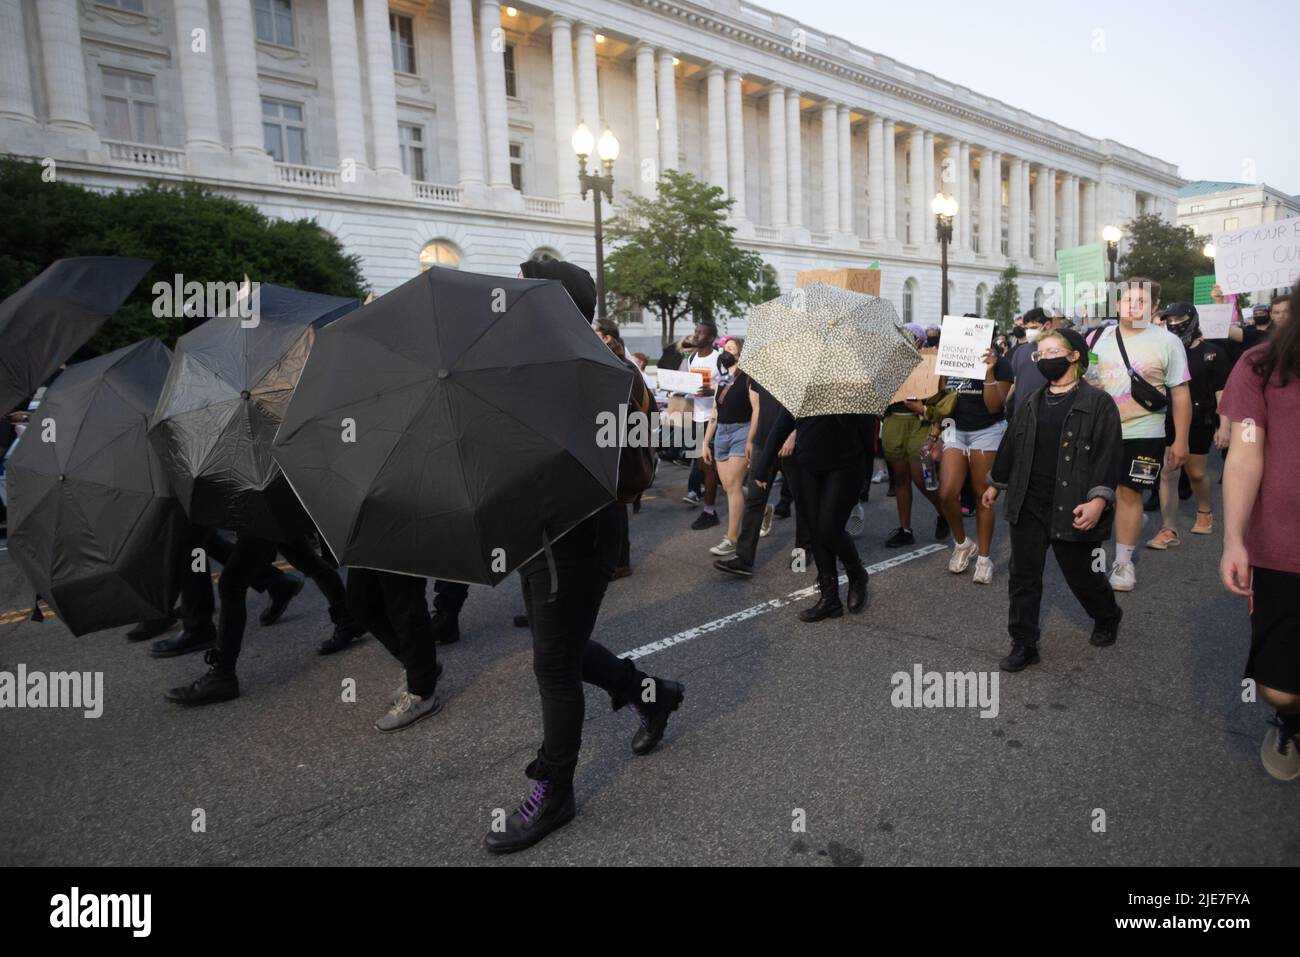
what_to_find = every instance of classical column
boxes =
[1043,167,1057,262]
[1008,157,1024,260]
[979,148,996,255]
[549,17,578,199]
[867,115,884,241]
[1066,174,1079,247]
[785,89,802,227]
[820,102,838,234]
[575,22,599,130]
[634,43,657,195]
[216,0,263,155]
[449,0,484,190]
[707,65,728,193]
[882,119,897,241]
[1081,178,1097,244]
[656,50,678,173]
[176,0,222,151]
[725,70,746,218]
[907,129,924,245]
[957,142,971,251]
[838,105,853,236]
[922,131,935,244]
[767,86,787,227]
[362,0,402,174]
[991,151,1003,256]
[0,0,35,123]
[36,0,91,130]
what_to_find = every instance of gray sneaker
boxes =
[760,504,774,537]
[376,690,443,733]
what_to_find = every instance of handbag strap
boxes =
[1112,325,1137,376]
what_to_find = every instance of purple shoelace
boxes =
[519,780,548,823]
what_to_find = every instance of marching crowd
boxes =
[5,257,1298,855]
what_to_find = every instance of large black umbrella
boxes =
[271,266,632,585]
[6,338,189,636]
[0,256,153,416]
[148,283,359,541]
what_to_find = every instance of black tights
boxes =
[798,462,867,593]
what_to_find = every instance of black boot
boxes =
[1090,608,1123,647]
[259,574,304,626]
[630,678,686,756]
[318,618,366,655]
[483,778,576,854]
[164,650,239,706]
[846,564,870,613]
[149,625,216,658]
[126,617,176,642]
[999,641,1041,672]
[430,609,460,646]
[798,580,843,622]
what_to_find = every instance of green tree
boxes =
[1117,213,1206,305]
[0,156,368,353]
[604,168,768,345]
[985,264,1020,331]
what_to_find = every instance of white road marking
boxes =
[621,543,948,661]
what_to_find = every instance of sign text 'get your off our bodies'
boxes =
[1212,219,1300,295]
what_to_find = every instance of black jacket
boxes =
[756,410,873,478]
[989,380,1123,542]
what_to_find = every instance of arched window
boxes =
[947,281,956,314]
[975,282,989,317]
[1034,287,1045,308]
[419,239,461,271]
[902,278,918,324]
[529,247,562,263]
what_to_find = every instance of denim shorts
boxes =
[714,421,751,460]
[946,420,1007,454]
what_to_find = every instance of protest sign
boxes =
[1192,274,1218,305]
[1212,219,1300,294]
[1197,303,1234,340]
[655,368,703,394]
[934,315,995,379]
[891,351,941,404]
[1056,243,1107,308]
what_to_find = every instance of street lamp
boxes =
[573,122,619,319]
[1102,224,1122,283]
[932,192,958,318]
[1202,241,1216,260]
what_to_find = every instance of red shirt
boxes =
[1219,345,1300,574]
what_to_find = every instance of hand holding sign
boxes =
[934,315,996,379]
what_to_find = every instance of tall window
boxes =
[1224,216,1239,231]
[975,283,988,317]
[419,240,461,271]
[1034,287,1045,308]
[102,68,158,144]
[262,98,306,164]
[509,143,524,191]
[399,123,425,181]
[1228,198,1245,208]
[503,43,518,97]
[254,0,295,47]
[390,13,416,74]
[902,278,917,324]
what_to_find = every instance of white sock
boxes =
[1116,544,1135,565]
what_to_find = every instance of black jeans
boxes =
[348,569,439,696]
[736,456,808,567]
[432,579,470,617]
[518,503,637,789]
[797,461,866,592]
[179,527,287,635]
[1007,502,1120,646]
[615,503,630,569]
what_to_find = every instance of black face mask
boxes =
[1035,356,1073,382]
[1166,318,1199,347]
[925,335,940,347]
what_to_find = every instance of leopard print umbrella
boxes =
[739,283,921,417]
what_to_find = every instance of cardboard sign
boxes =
[1056,243,1108,307]
[890,351,941,404]
[655,367,703,394]
[934,315,995,379]
[796,268,882,297]
[1197,303,1234,341]
[1213,219,1300,294]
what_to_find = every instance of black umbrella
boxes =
[148,283,360,541]
[5,338,189,636]
[271,266,632,585]
[0,256,153,416]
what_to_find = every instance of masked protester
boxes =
[985,329,1125,672]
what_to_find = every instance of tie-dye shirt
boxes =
[1084,324,1190,439]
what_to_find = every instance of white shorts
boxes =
[946,420,1007,454]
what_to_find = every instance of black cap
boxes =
[1056,328,1091,371]
[1162,302,1197,322]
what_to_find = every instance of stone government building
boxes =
[0,0,1182,340]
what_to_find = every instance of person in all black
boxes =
[485,259,684,854]
[754,410,872,621]
[1146,304,1232,548]
[985,329,1124,672]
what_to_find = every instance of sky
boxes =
[762,0,1299,196]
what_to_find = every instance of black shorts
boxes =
[1246,567,1300,695]
[1164,418,1215,456]
[1119,437,1165,490]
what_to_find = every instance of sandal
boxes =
[1146,527,1181,550]
[1191,510,1214,535]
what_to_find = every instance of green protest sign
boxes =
[1193,274,1217,305]
[1055,243,1107,308]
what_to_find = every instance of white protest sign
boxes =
[1212,219,1300,295]
[655,367,703,394]
[934,315,996,379]
[1196,303,1234,340]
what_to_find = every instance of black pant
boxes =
[736,456,808,567]
[432,579,470,617]
[178,527,287,635]
[348,569,439,696]
[518,503,636,789]
[615,503,630,569]
[797,461,866,591]
[1007,503,1120,646]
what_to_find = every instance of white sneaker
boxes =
[375,689,442,732]
[1108,560,1136,592]
[846,503,866,538]
[709,537,736,557]
[973,556,994,584]
[760,504,774,537]
[872,466,889,484]
[1261,716,1300,781]
[682,490,701,506]
[949,538,978,573]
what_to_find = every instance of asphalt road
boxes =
[2,459,1297,866]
